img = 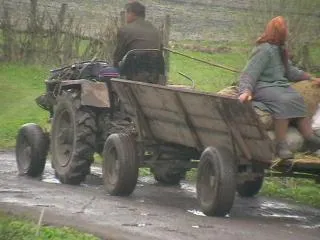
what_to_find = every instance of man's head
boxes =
[125,1,146,23]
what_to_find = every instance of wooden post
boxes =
[29,0,37,32]
[163,15,171,77]
[26,0,38,63]
[120,11,126,27]
[57,3,68,29]
[2,5,13,61]
[58,3,69,64]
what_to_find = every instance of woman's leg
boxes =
[274,119,293,159]
[274,119,289,141]
[296,117,313,138]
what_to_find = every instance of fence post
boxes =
[58,3,69,64]
[29,0,37,31]
[57,3,68,29]
[26,0,38,63]
[2,5,13,61]
[120,11,126,27]
[163,14,171,76]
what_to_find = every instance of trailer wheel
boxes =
[15,123,49,177]
[237,168,264,197]
[151,168,186,185]
[196,147,236,217]
[102,133,138,196]
[51,91,96,185]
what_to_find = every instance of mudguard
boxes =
[59,79,110,108]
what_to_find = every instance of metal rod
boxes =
[163,47,241,73]
[178,72,195,88]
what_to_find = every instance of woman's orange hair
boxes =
[257,16,288,45]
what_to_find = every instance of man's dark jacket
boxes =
[113,18,161,67]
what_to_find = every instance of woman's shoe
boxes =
[276,141,294,160]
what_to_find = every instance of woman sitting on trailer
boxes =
[237,16,320,160]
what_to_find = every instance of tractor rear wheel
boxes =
[51,90,96,185]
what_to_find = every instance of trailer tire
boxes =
[15,123,49,177]
[51,91,96,185]
[151,168,185,185]
[102,133,138,196]
[196,147,236,217]
[237,169,264,197]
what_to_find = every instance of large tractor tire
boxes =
[51,90,96,185]
[237,167,264,197]
[15,123,49,177]
[196,147,236,217]
[102,133,139,196]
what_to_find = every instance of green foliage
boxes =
[261,177,320,208]
[0,64,49,148]
[0,212,99,240]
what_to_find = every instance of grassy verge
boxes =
[261,177,320,208]
[0,64,49,148]
[168,42,247,92]
[0,211,99,240]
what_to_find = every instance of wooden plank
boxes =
[149,120,231,149]
[217,101,252,160]
[110,79,274,160]
[127,86,155,141]
[175,92,203,150]
[244,139,273,163]
[136,107,262,139]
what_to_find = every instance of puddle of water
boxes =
[300,224,320,229]
[42,175,60,184]
[138,176,156,184]
[0,190,27,194]
[1,197,38,207]
[180,182,196,193]
[260,213,307,221]
[90,166,102,177]
[187,209,206,216]
[192,224,215,229]
[260,201,291,210]
[122,223,152,227]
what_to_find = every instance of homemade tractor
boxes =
[16,49,273,217]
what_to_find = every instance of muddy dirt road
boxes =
[0,150,319,240]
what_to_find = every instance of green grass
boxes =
[261,177,320,208]
[0,212,99,240]
[0,64,50,148]
[168,46,246,92]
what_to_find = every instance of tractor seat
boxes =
[119,49,166,85]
